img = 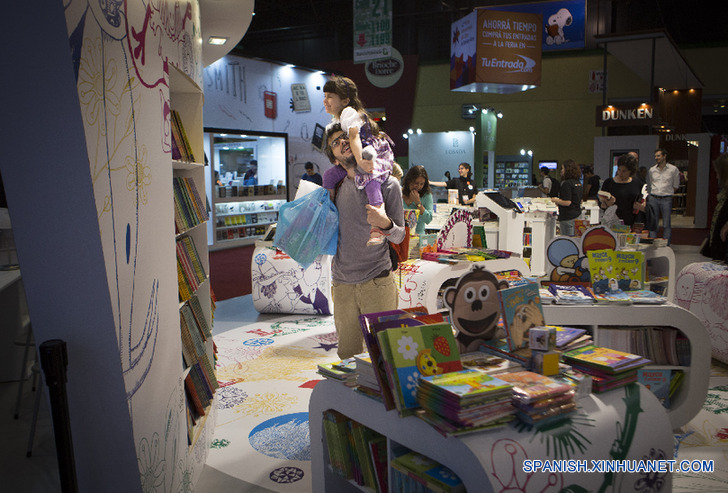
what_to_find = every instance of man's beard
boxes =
[339,154,357,170]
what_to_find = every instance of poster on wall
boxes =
[290,83,311,112]
[484,0,586,51]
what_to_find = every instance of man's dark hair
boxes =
[304,161,314,170]
[323,123,342,163]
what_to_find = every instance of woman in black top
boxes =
[430,162,478,205]
[551,160,583,235]
[600,153,644,226]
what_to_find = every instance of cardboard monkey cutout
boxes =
[443,266,509,353]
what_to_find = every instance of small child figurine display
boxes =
[322,76,395,246]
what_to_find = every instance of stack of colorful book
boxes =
[561,345,651,393]
[377,322,463,416]
[553,326,592,352]
[352,352,382,401]
[548,283,595,304]
[415,368,515,436]
[499,371,577,426]
[317,358,357,386]
[460,351,522,375]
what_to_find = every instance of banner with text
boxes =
[353,0,393,63]
[452,9,542,92]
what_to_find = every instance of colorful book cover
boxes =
[376,323,463,412]
[498,371,573,403]
[562,345,651,374]
[588,249,645,293]
[548,284,595,304]
[359,308,429,411]
[552,326,588,348]
[498,282,545,350]
[638,368,671,408]
[418,368,513,401]
[625,289,667,304]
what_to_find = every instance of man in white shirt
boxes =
[647,148,681,244]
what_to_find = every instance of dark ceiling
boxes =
[232,0,728,68]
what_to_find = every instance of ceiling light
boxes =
[207,36,228,46]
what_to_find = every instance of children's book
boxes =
[552,326,588,348]
[625,289,667,304]
[498,371,573,404]
[637,368,671,408]
[498,282,545,351]
[376,322,463,413]
[591,289,633,304]
[587,249,645,293]
[359,308,432,410]
[548,284,595,304]
[460,351,522,374]
[417,368,513,403]
[562,344,651,374]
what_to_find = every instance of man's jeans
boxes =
[648,195,673,243]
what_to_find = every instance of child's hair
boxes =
[323,76,381,137]
[403,165,431,196]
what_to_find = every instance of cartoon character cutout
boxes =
[444,266,509,353]
[547,226,617,284]
[545,8,572,45]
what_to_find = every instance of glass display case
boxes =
[205,128,289,249]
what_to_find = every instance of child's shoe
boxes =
[367,228,385,246]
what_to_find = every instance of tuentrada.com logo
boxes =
[481,54,536,73]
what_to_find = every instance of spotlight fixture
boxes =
[402,133,409,139]
[408,129,414,135]
[416,128,422,134]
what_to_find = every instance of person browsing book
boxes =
[599,153,644,226]
[402,165,433,235]
[324,123,405,359]
[429,162,478,205]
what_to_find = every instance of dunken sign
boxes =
[596,103,658,127]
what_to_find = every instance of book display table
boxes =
[310,378,674,492]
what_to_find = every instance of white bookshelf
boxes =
[170,64,216,446]
[543,302,709,429]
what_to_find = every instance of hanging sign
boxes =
[353,0,393,64]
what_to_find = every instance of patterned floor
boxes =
[205,315,339,492]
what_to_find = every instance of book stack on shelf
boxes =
[561,345,651,394]
[173,176,209,233]
[548,283,595,304]
[322,410,388,493]
[180,293,218,442]
[415,368,516,436]
[554,326,593,352]
[390,449,465,493]
[353,352,382,401]
[499,371,577,426]
[597,326,689,366]
[317,358,358,386]
[176,236,207,302]
[171,109,195,162]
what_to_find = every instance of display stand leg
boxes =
[39,339,77,493]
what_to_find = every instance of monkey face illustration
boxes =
[444,267,508,347]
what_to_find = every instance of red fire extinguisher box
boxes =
[264,91,277,119]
